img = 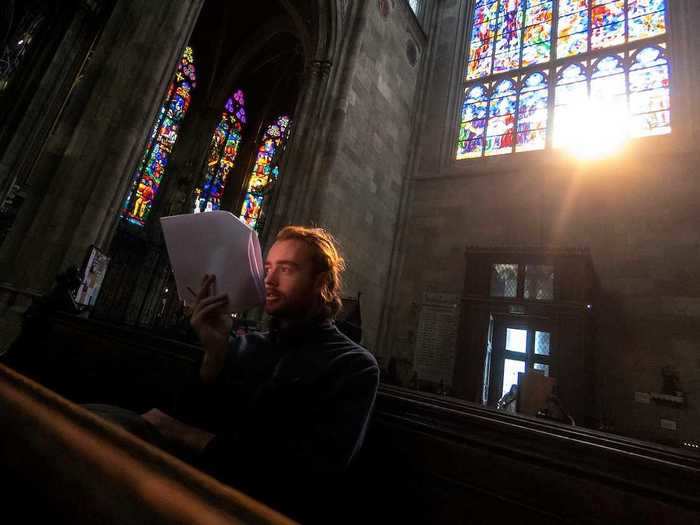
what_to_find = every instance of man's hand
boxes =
[189,274,232,383]
[142,409,214,454]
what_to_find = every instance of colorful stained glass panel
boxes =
[522,42,551,65]
[525,1,553,26]
[458,85,489,159]
[457,138,485,159]
[495,30,521,54]
[629,64,667,91]
[485,133,515,156]
[459,119,487,142]
[466,58,492,80]
[524,23,551,45]
[630,111,670,137]
[458,0,670,160]
[629,11,666,41]
[517,72,549,152]
[493,31,520,73]
[516,129,546,151]
[474,1,499,23]
[485,82,516,155]
[559,0,588,16]
[462,98,488,122]
[522,70,548,92]
[557,32,588,57]
[629,88,669,114]
[122,47,196,227]
[559,63,588,84]
[494,52,520,73]
[518,90,548,131]
[470,36,494,63]
[592,22,625,49]
[469,21,496,61]
[591,1,625,28]
[628,0,664,17]
[239,116,291,232]
[194,89,246,214]
[558,11,588,37]
[497,0,524,21]
[633,45,666,68]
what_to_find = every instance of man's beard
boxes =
[265,290,319,320]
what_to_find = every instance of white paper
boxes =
[160,211,265,313]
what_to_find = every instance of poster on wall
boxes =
[413,292,459,387]
[74,245,110,307]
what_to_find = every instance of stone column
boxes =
[0,0,204,292]
[281,0,371,229]
[264,58,333,239]
[0,3,105,250]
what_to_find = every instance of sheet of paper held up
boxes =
[160,211,265,313]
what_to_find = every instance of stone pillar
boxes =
[264,58,333,241]
[0,3,103,247]
[0,0,204,292]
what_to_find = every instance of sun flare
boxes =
[554,101,632,160]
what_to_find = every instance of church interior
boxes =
[1,0,699,522]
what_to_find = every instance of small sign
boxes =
[414,298,459,386]
[660,418,677,431]
[74,245,110,307]
[634,391,651,404]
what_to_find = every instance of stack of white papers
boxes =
[160,211,265,313]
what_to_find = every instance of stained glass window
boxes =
[629,45,671,136]
[239,115,291,233]
[457,71,550,158]
[459,0,670,159]
[193,90,246,213]
[122,47,196,226]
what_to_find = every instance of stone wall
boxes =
[311,0,426,352]
[384,0,700,445]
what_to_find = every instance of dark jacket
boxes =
[196,318,379,519]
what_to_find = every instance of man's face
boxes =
[264,239,321,319]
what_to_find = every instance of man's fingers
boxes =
[191,294,228,318]
[195,274,215,302]
[194,293,228,309]
[194,301,229,321]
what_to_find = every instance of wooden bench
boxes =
[3,312,699,524]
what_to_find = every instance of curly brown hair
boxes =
[275,226,346,318]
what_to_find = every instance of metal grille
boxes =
[524,264,554,300]
[91,228,192,341]
[490,263,518,298]
[535,330,551,356]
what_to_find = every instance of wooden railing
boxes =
[0,362,296,524]
[366,385,700,524]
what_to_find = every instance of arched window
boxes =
[122,47,196,226]
[457,0,669,159]
[239,115,291,233]
[193,89,246,213]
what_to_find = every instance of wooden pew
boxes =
[364,386,700,524]
[4,312,699,524]
[0,362,295,524]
